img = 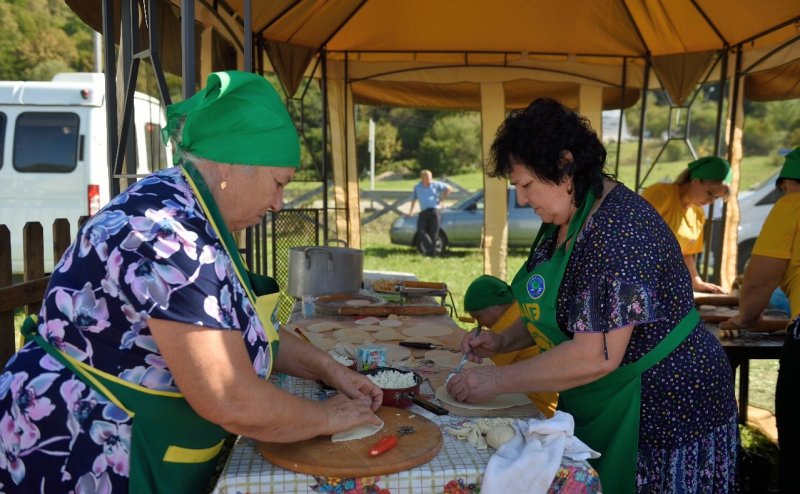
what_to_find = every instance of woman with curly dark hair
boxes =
[446,98,738,493]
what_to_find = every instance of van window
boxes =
[756,187,783,206]
[0,112,6,169]
[144,122,169,171]
[14,112,80,173]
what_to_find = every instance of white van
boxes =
[0,72,172,273]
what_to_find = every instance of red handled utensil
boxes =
[368,425,416,457]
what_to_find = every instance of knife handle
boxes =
[411,395,449,415]
[399,341,434,349]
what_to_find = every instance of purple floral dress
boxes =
[527,184,739,492]
[0,167,273,492]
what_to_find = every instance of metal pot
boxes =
[287,245,364,298]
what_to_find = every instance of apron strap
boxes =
[578,307,701,386]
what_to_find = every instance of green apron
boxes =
[20,160,281,493]
[511,190,699,494]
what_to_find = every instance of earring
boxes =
[220,180,228,190]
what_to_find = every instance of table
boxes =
[710,325,784,425]
[211,303,602,494]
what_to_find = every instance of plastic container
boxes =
[357,345,387,371]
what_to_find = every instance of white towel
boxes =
[481,411,600,494]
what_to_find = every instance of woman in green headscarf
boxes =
[641,156,731,293]
[0,70,381,493]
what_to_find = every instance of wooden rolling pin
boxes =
[401,281,447,290]
[338,305,448,316]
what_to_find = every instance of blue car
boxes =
[389,189,542,253]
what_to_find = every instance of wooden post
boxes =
[23,222,45,317]
[0,226,14,365]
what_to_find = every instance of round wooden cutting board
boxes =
[257,406,443,478]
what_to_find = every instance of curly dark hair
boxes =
[487,98,610,208]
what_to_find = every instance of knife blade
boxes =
[398,341,450,350]
[409,395,449,415]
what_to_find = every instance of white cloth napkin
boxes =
[481,411,600,494]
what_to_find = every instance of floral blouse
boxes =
[0,166,272,492]
[527,184,737,449]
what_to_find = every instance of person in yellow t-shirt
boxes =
[720,146,800,494]
[641,156,732,293]
[463,274,558,417]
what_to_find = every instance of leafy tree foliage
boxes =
[0,0,93,80]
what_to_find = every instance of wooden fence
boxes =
[0,218,83,365]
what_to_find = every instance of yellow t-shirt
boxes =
[751,192,800,316]
[488,304,558,417]
[641,182,706,255]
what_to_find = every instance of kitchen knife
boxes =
[409,395,449,415]
[398,341,451,350]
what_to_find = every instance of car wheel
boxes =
[435,231,448,255]
[737,238,756,275]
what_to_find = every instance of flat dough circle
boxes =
[354,317,381,326]
[424,350,462,367]
[435,385,531,410]
[379,319,403,328]
[346,299,373,306]
[382,345,412,363]
[402,324,453,338]
[331,418,384,442]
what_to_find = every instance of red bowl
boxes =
[360,366,422,408]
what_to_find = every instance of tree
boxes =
[418,112,481,176]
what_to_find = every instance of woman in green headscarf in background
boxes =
[463,275,558,417]
[0,71,381,493]
[641,156,732,293]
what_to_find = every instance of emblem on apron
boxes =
[527,274,545,299]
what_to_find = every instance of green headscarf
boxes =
[778,147,800,181]
[162,70,300,167]
[688,156,732,184]
[464,275,515,312]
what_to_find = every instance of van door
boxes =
[1,109,85,273]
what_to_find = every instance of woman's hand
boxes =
[318,393,384,435]
[320,362,383,411]
[692,277,727,294]
[459,327,502,363]
[445,365,500,403]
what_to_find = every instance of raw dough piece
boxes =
[354,316,381,326]
[435,385,531,410]
[305,333,335,351]
[373,328,405,341]
[424,350,463,368]
[402,324,453,338]
[306,321,347,333]
[346,299,373,306]
[331,418,385,442]
[332,328,372,344]
[486,425,516,449]
[382,345,412,364]
[378,319,403,328]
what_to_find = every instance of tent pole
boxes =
[181,0,196,99]
[614,58,627,177]
[102,0,119,197]
[634,56,651,191]
[321,51,329,244]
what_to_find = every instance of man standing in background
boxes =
[407,169,452,256]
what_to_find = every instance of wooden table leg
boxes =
[739,360,749,425]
